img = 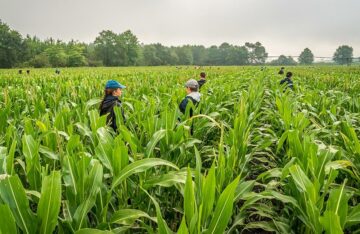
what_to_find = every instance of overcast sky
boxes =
[1,0,359,58]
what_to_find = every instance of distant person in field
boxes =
[280,72,294,90]
[26,70,30,74]
[198,72,207,89]
[278,67,285,75]
[99,80,126,132]
[55,69,61,74]
[18,70,22,74]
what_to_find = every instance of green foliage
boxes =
[37,171,62,234]
[94,30,139,66]
[333,45,353,65]
[245,41,268,64]
[0,204,17,234]
[0,66,360,234]
[270,55,297,65]
[0,20,24,68]
[299,48,314,65]
[0,19,270,67]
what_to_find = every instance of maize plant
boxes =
[1,66,360,233]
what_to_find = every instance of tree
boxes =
[175,46,193,65]
[218,42,231,64]
[270,55,297,66]
[168,48,179,65]
[67,48,87,67]
[221,43,250,65]
[45,45,67,67]
[227,46,249,65]
[245,42,268,64]
[191,45,207,65]
[206,45,222,65]
[153,43,172,65]
[94,30,139,66]
[0,19,273,68]
[298,48,314,65]
[84,43,103,67]
[119,30,140,66]
[0,20,24,68]
[30,53,50,68]
[64,40,88,67]
[94,30,119,66]
[22,35,47,63]
[142,45,161,66]
[333,45,353,65]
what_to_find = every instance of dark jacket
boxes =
[99,95,125,131]
[198,79,206,89]
[179,92,201,117]
[280,77,293,90]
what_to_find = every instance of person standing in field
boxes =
[278,67,285,75]
[179,79,201,135]
[179,79,201,117]
[280,72,294,90]
[99,80,126,131]
[198,72,207,89]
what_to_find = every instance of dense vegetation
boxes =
[1,66,360,233]
[1,19,357,68]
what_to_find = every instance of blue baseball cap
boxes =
[105,80,126,89]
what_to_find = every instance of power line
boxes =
[266,55,358,59]
[263,55,360,63]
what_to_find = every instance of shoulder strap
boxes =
[186,96,198,105]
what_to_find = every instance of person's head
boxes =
[185,79,199,94]
[105,80,126,97]
[200,72,206,79]
[286,72,293,78]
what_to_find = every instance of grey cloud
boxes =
[0,0,359,57]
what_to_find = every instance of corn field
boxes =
[1,66,360,234]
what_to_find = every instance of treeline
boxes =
[0,19,356,68]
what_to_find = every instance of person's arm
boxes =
[121,106,126,123]
[115,101,126,124]
[109,108,117,131]
[179,98,189,114]
[289,80,294,90]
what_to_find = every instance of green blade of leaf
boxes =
[37,171,62,234]
[206,176,240,234]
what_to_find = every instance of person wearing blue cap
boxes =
[99,80,126,131]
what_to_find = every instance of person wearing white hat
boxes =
[179,79,201,117]
[179,79,201,135]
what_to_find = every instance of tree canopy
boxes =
[0,19,356,68]
[299,48,314,65]
[333,45,353,65]
[270,55,297,66]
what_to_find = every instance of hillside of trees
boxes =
[0,20,356,68]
